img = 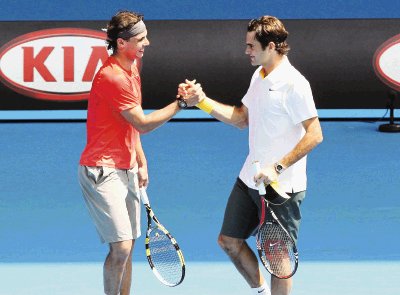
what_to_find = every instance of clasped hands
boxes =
[177,79,206,107]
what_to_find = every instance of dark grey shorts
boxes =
[220,178,306,245]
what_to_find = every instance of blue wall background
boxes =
[1,0,400,21]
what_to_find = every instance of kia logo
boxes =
[373,34,400,91]
[0,28,109,101]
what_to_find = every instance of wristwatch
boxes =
[274,162,285,174]
[177,98,188,109]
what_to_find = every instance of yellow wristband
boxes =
[196,98,213,114]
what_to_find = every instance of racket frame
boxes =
[140,188,186,287]
[256,197,298,279]
[252,161,299,279]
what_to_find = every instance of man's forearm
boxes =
[198,97,248,129]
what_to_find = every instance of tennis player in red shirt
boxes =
[78,11,200,295]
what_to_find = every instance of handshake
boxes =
[176,79,206,108]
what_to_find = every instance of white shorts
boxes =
[78,165,141,243]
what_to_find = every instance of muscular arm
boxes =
[178,80,248,129]
[200,97,249,129]
[135,134,148,187]
[279,116,323,168]
[256,116,323,186]
[121,102,180,134]
[121,81,203,133]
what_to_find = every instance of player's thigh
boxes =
[125,166,141,239]
[270,191,306,245]
[78,166,134,243]
[220,178,259,239]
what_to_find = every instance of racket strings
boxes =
[257,223,297,278]
[148,228,183,285]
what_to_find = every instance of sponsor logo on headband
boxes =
[373,34,400,91]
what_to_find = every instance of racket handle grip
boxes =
[253,161,266,195]
[139,187,150,205]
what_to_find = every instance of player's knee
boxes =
[110,250,131,265]
[109,240,132,263]
[218,234,242,255]
[217,234,229,250]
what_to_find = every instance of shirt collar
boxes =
[258,56,290,84]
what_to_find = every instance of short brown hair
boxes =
[106,10,144,53]
[247,16,290,55]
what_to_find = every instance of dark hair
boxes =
[247,16,290,55]
[106,10,144,53]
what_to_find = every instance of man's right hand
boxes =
[177,79,206,107]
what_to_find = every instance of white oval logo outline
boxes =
[0,28,108,101]
[373,34,400,91]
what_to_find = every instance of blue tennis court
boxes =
[0,120,399,294]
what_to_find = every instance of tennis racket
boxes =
[253,161,298,279]
[139,187,185,287]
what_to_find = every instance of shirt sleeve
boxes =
[102,72,141,113]
[284,79,318,125]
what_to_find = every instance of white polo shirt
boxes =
[239,56,318,193]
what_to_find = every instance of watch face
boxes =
[275,164,283,173]
[178,99,187,109]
